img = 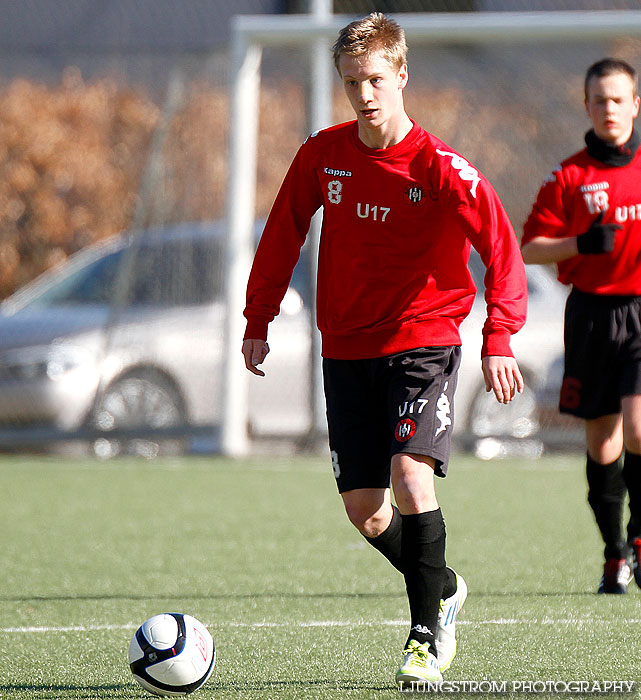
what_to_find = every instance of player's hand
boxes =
[576,211,622,255]
[482,355,524,404]
[242,339,270,376]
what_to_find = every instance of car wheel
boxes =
[467,381,540,440]
[90,370,186,458]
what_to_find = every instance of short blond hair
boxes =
[332,13,407,74]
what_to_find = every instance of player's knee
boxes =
[390,454,438,512]
[586,437,623,464]
[585,417,623,463]
[343,500,387,537]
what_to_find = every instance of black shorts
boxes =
[560,288,641,419]
[323,346,461,493]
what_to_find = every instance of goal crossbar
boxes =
[233,10,641,44]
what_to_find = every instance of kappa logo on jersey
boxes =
[324,167,352,177]
[434,382,451,437]
[580,181,610,193]
[395,418,417,442]
[436,149,480,198]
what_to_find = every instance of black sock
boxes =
[364,504,404,573]
[401,509,446,656]
[586,453,626,560]
[442,565,457,600]
[364,507,458,597]
[623,452,641,542]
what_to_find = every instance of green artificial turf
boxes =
[0,452,639,699]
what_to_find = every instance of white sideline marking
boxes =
[1,624,137,633]
[2,618,641,634]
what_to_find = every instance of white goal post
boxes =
[221,9,641,457]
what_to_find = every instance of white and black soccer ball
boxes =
[128,613,215,696]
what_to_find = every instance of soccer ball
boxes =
[128,613,215,696]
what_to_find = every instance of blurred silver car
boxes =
[0,221,310,456]
[0,221,570,457]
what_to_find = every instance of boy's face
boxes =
[585,72,640,145]
[338,49,408,135]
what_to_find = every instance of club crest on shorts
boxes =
[395,417,417,442]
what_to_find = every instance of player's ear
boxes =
[398,63,409,89]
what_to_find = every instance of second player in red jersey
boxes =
[522,58,641,596]
[522,137,641,295]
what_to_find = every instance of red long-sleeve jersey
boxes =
[244,120,527,360]
[522,146,641,295]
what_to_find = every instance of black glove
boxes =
[576,211,622,255]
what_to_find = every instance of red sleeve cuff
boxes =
[243,317,270,342]
[482,331,514,358]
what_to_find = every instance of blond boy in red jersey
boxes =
[244,13,527,687]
